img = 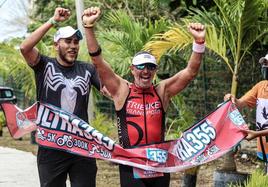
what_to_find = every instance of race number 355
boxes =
[146,148,168,163]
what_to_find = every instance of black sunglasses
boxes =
[134,63,157,71]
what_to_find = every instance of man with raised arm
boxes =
[82,7,206,187]
[20,7,100,187]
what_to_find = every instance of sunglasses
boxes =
[134,64,157,71]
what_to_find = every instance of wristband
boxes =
[83,22,95,28]
[89,46,102,57]
[192,41,205,53]
[48,17,58,25]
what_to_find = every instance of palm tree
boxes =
[146,0,268,96]
[97,9,169,77]
[144,0,268,183]
[193,0,268,95]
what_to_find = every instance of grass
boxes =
[0,127,38,154]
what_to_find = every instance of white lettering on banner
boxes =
[88,144,112,159]
[229,109,245,126]
[73,138,88,150]
[71,125,84,136]
[47,132,56,142]
[35,104,44,125]
[51,113,59,129]
[36,104,115,151]
[193,145,220,164]
[37,128,89,151]
[175,120,216,161]
[59,119,73,133]
[42,106,51,127]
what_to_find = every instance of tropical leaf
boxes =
[205,26,230,72]
[98,9,169,77]
[0,42,35,99]
[144,21,192,61]
[187,0,267,95]
[165,95,196,140]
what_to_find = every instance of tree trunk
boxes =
[220,151,237,171]
[230,65,238,96]
[220,65,239,171]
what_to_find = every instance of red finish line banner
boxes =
[1,101,247,173]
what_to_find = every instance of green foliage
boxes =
[31,0,174,30]
[192,0,268,95]
[0,34,58,104]
[32,0,76,26]
[98,9,169,77]
[229,169,268,187]
[156,52,187,79]
[0,41,35,101]
[144,20,192,61]
[91,110,116,139]
[165,95,196,140]
[146,0,268,97]
[95,0,174,21]
[28,22,58,47]
[0,111,6,126]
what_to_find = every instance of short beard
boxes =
[58,48,77,65]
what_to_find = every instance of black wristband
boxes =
[89,46,102,57]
